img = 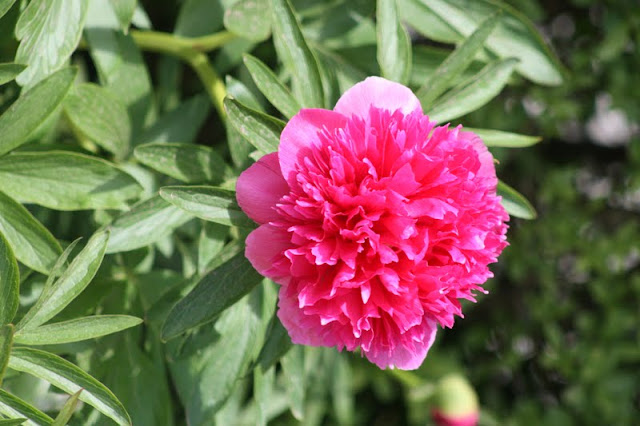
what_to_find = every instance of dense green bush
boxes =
[0,0,636,425]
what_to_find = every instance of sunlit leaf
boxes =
[417,12,501,107]
[17,230,109,330]
[0,68,76,156]
[243,54,301,119]
[497,180,537,219]
[427,58,518,123]
[160,185,254,228]
[0,63,26,86]
[224,0,271,42]
[0,233,18,326]
[106,195,193,253]
[224,97,284,155]
[51,390,82,426]
[64,83,131,158]
[0,192,61,275]
[134,143,226,184]
[406,0,564,85]
[14,0,88,87]
[109,0,137,33]
[8,347,131,426]
[377,0,411,84]
[162,251,261,339]
[0,389,52,426]
[0,325,13,386]
[14,316,143,345]
[467,127,541,147]
[271,0,324,108]
[0,152,142,211]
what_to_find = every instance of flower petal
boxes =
[236,152,289,224]
[279,108,348,186]
[245,224,291,283]
[334,76,423,119]
[366,319,438,370]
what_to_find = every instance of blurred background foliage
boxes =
[0,0,637,425]
[444,0,640,425]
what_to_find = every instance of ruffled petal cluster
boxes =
[237,77,508,370]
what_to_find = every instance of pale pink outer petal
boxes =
[236,152,289,225]
[459,129,498,181]
[333,76,423,119]
[279,108,348,186]
[365,319,438,370]
[245,224,291,284]
[277,287,328,347]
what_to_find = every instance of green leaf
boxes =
[197,222,227,274]
[8,347,131,426]
[0,389,52,426]
[175,0,224,37]
[0,389,53,426]
[331,354,354,425]
[376,0,412,84]
[224,97,284,155]
[14,315,142,345]
[497,180,536,219]
[17,230,110,331]
[51,389,82,426]
[0,151,142,211]
[253,364,275,426]
[0,233,18,326]
[159,185,254,228]
[397,0,460,43]
[162,251,262,339]
[0,0,18,20]
[271,0,324,108]
[427,58,518,123]
[0,191,61,275]
[0,325,13,386]
[256,315,292,371]
[412,0,564,85]
[0,67,76,156]
[138,94,210,145]
[96,334,174,426]
[224,0,271,42]
[168,289,264,422]
[108,0,137,33]
[225,76,263,169]
[465,127,541,147]
[39,239,82,306]
[64,83,131,158]
[243,54,301,119]
[0,418,27,425]
[281,345,305,420]
[134,143,226,184]
[0,63,26,86]
[106,195,193,254]
[84,23,155,139]
[417,12,501,107]
[14,0,88,87]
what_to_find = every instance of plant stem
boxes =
[129,30,236,118]
[130,30,236,54]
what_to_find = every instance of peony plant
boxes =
[0,0,562,424]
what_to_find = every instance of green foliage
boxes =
[1,0,632,425]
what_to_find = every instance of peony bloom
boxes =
[236,77,508,370]
[431,374,480,426]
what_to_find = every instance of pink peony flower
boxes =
[236,77,508,370]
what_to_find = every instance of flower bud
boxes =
[431,374,479,426]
